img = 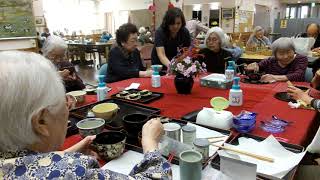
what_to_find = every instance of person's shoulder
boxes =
[199,48,210,54]
[110,46,122,55]
[294,54,308,62]
[180,27,190,35]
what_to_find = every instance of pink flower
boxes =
[177,63,185,72]
[183,56,191,64]
[191,65,197,73]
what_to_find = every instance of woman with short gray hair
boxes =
[42,35,85,92]
[0,51,171,179]
[246,26,271,47]
[246,37,308,83]
[198,27,232,73]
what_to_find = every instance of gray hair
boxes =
[0,51,66,151]
[42,35,68,57]
[271,37,296,55]
[205,27,228,48]
[253,26,264,35]
[139,27,146,34]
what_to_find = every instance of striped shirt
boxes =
[258,54,308,82]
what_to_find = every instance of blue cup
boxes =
[179,150,202,180]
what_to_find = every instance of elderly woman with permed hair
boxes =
[42,35,85,92]
[198,27,233,74]
[246,26,271,48]
[0,51,171,179]
[246,37,308,83]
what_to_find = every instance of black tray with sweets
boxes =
[111,89,164,104]
[210,133,304,180]
[69,98,161,130]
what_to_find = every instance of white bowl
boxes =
[67,90,86,103]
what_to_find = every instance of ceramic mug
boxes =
[163,122,181,141]
[179,150,203,180]
[91,131,126,161]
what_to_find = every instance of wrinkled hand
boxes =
[66,94,77,110]
[65,72,77,81]
[245,62,259,72]
[141,118,164,153]
[260,74,276,83]
[65,135,98,158]
[59,69,70,79]
[312,47,320,53]
[287,86,313,104]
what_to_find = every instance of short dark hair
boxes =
[116,23,138,46]
[161,8,186,36]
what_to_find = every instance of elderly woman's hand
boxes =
[287,86,313,104]
[260,74,277,83]
[141,118,164,153]
[65,135,99,158]
[245,62,259,72]
[59,69,71,80]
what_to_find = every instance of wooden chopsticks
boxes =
[211,143,274,163]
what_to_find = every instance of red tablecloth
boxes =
[63,76,318,149]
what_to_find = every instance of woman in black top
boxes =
[198,27,232,74]
[151,8,191,71]
[106,23,152,83]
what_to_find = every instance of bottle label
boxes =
[152,76,161,88]
[225,71,234,81]
[231,96,241,104]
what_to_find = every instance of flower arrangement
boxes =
[169,41,207,78]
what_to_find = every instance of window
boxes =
[286,7,290,18]
[300,6,309,18]
[290,7,296,19]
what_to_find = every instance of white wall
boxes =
[100,0,152,12]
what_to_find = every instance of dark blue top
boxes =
[151,27,191,68]
[106,46,146,83]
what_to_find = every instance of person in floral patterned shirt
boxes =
[0,51,171,179]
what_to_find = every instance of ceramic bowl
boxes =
[91,131,126,160]
[247,72,263,81]
[76,118,105,138]
[123,113,148,135]
[67,90,86,103]
[92,103,119,120]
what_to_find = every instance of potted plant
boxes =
[169,42,207,94]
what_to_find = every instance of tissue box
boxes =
[200,74,233,89]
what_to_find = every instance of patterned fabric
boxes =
[258,54,308,82]
[0,150,171,180]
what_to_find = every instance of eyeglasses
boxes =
[206,38,219,42]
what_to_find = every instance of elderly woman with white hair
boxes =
[0,51,171,179]
[246,26,271,48]
[246,37,308,83]
[198,27,232,73]
[42,35,85,92]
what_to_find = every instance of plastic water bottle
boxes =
[151,65,161,88]
[229,77,243,106]
[225,61,235,82]
[97,75,107,101]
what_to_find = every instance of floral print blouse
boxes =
[0,149,172,179]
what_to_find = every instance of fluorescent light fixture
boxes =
[297,1,301,3]
[311,2,316,7]
[210,2,220,10]
[193,4,201,11]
